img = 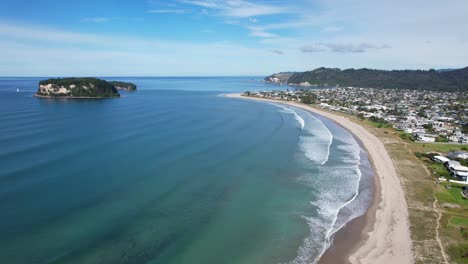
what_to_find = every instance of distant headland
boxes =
[35,78,137,98]
[265,67,468,92]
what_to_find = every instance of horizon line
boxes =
[0,75,267,78]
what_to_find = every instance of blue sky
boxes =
[0,0,467,76]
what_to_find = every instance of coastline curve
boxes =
[224,93,414,264]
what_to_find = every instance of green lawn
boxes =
[436,183,468,207]
[450,216,468,227]
[416,155,451,178]
[415,143,468,153]
[424,161,451,178]
[447,244,468,264]
[363,120,392,128]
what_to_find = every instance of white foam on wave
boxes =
[292,165,362,264]
[269,103,333,165]
[269,103,305,130]
[321,164,362,258]
[290,125,366,264]
[299,135,332,166]
[297,109,333,166]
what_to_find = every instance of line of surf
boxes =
[269,103,334,166]
[269,103,305,130]
[312,163,363,264]
[297,108,333,166]
[314,116,333,166]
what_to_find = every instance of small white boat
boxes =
[16,88,19,92]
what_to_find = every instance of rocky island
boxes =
[109,81,137,91]
[36,78,137,98]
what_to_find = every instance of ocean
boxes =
[0,77,373,264]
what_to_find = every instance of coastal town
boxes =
[244,87,468,144]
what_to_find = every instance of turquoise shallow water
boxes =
[0,77,373,264]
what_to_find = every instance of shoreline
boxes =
[224,93,413,264]
[317,135,381,264]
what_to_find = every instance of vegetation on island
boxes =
[37,78,120,98]
[266,67,468,92]
[109,81,137,91]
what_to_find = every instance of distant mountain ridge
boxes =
[265,67,468,91]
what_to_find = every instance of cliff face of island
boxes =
[36,78,137,98]
[265,67,468,91]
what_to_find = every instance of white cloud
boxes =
[300,42,390,53]
[224,19,240,25]
[0,22,285,76]
[249,30,277,38]
[321,26,341,33]
[247,26,277,38]
[147,9,189,14]
[180,0,292,17]
[81,17,111,23]
[300,44,326,53]
[2,0,468,75]
[201,29,215,34]
[248,17,257,23]
[0,23,111,45]
[179,0,220,9]
[271,49,283,55]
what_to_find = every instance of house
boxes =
[452,171,468,182]
[452,165,468,173]
[450,151,468,159]
[432,155,450,163]
[446,160,461,170]
[417,135,436,143]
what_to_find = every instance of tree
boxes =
[462,123,468,134]
[299,93,317,104]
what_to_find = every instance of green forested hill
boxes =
[267,67,468,91]
[37,78,120,97]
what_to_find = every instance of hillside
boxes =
[265,67,468,91]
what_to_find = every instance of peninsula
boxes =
[35,78,136,98]
[266,67,468,92]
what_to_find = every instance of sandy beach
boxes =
[225,93,414,264]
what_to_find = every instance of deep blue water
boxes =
[0,77,372,264]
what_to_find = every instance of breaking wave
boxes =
[288,111,371,264]
[270,104,332,165]
[270,103,305,130]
